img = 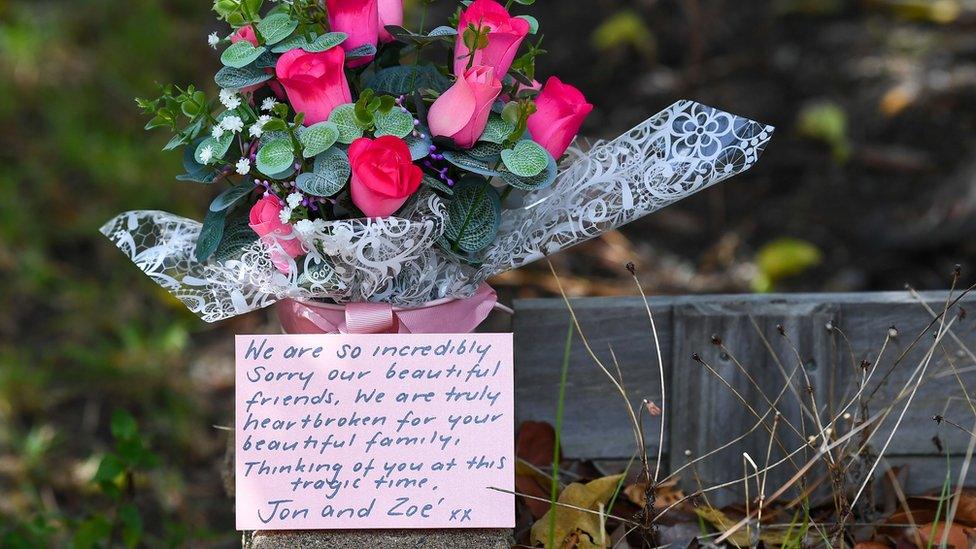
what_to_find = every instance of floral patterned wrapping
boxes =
[101,100,774,322]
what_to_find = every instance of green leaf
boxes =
[441,150,501,177]
[500,139,548,177]
[257,13,299,45]
[517,15,539,34]
[466,141,505,161]
[478,115,516,144]
[367,65,452,96]
[215,64,273,89]
[443,178,501,253]
[295,148,350,197]
[499,151,557,190]
[271,32,347,53]
[256,138,296,175]
[177,141,219,184]
[501,102,521,124]
[73,516,112,549]
[220,41,267,68]
[421,174,454,196]
[254,50,279,69]
[374,108,415,138]
[428,25,458,38]
[210,181,254,212]
[194,208,228,263]
[93,454,124,484]
[119,503,143,549]
[110,409,138,441]
[346,43,377,60]
[214,215,259,262]
[753,238,822,292]
[194,132,234,165]
[299,122,340,158]
[328,104,365,144]
[405,128,432,160]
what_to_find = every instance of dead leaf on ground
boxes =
[516,459,554,519]
[622,477,683,511]
[515,421,559,519]
[517,421,557,466]
[853,541,892,549]
[913,522,975,548]
[531,474,625,549]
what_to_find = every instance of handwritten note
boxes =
[235,333,514,530]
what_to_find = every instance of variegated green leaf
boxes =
[295,148,350,197]
[328,104,365,144]
[500,139,548,177]
[257,13,299,45]
[220,41,267,68]
[256,138,295,175]
[374,108,414,138]
[298,121,339,158]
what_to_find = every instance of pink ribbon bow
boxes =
[277,284,504,334]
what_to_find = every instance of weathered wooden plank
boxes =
[513,298,671,461]
[669,300,839,507]
[512,291,976,496]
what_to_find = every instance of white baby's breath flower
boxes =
[249,115,272,138]
[221,115,244,133]
[293,219,315,234]
[261,97,278,112]
[279,207,293,224]
[312,218,326,231]
[235,157,251,175]
[208,32,220,48]
[199,145,214,164]
[211,125,225,139]
[219,89,241,110]
[286,192,303,209]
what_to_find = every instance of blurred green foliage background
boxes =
[0,1,237,545]
[4,0,976,545]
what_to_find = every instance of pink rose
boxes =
[348,136,423,218]
[326,0,378,68]
[231,25,259,47]
[377,0,404,43]
[275,47,352,126]
[526,76,593,159]
[248,195,305,273]
[453,0,530,77]
[427,65,502,149]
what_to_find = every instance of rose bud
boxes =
[326,0,379,67]
[377,0,404,43]
[453,0,530,78]
[275,46,352,126]
[248,195,305,273]
[348,136,424,218]
[230,25,259,47]
[428,65,502,149]
[526,76,593,159]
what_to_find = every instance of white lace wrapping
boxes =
[102,100,774,322]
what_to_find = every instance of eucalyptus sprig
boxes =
[136,84,215,150]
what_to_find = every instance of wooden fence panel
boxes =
[512,291,976,500]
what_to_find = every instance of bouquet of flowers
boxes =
[102,0,773,327]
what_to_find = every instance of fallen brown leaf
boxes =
[853,541,893,549]
[517,421,557,466]
[622,477,683,511]
[531,474,625,549]
[914,522,975,548]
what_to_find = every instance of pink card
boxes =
[235,333,514,530]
